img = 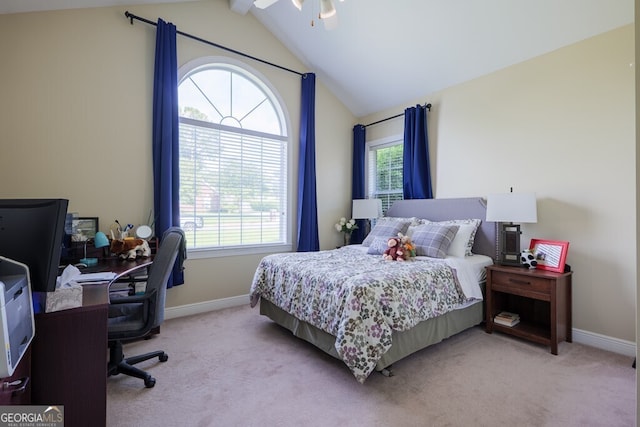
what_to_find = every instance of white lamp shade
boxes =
[486,192,538,223]
[352,199,382,219]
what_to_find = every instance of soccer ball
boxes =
[520,250,538,269]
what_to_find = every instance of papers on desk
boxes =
[75,272,117,283]
[57,265,116,288]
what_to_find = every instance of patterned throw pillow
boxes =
[405,218,427,238]
[411,224,460,258]
[366,237,390,255]
[424,219,481,256]
[361,217,411,247]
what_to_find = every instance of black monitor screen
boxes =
[0,199,69,293]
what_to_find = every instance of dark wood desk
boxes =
[0,348,31,405]
[32,256,155,426]
[31,284,109,427]
[70,256,153,275]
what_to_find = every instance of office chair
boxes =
[107,227,185,388]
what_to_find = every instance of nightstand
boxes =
[485,264,572,354]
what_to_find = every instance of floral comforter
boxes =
[249,247,467,383]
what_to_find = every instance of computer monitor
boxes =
[0,199,69,293]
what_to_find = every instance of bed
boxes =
[249,197,498,383]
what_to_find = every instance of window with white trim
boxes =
[367,137,403,214]
[178,59,289,253]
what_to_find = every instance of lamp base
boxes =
[79,258,98,267]
[498,253,521,266]
[498,223,522,266]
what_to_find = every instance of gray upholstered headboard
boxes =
[385,197,498,260]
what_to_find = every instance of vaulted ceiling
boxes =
[1,0,634,117]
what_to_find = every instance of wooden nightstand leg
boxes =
[550,284,558,355]
[485,271,494,333]
[566,277,572,342]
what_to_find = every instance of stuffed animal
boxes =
[398,232,416,258]
[520,249,537,269]
[110,238,152,261]
[383,237,405,261]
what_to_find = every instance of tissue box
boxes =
[45,284,83,313]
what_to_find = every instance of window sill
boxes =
[187,243,292,259]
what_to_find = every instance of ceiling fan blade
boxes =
[319,0,336,19]
[254,0,280,9]
[322,13,338,30]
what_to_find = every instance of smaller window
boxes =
[367,137,403,214]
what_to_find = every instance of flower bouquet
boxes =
[335,217,358,246]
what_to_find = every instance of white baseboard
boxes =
[572,328,636,357]
[165,294,248,320]
[165,296,637,358]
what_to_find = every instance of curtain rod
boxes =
[124,11,304,77]
[364,103,432,128]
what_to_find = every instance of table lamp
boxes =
[79,231,110,267]
[486,191,537,266]
[352,199,383,235]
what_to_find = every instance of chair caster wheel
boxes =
[144,377,156,388]
[159,354,168,362]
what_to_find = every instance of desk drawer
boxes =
[491,271,551,294]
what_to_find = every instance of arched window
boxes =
[178,58,289,254]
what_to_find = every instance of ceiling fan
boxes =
[254,0,344,29]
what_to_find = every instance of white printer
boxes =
[0,256,35,377]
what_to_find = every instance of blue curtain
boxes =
[296,73,319,252]
[351,124,366,244]
[152,18,183,287]
[403,104,433,199]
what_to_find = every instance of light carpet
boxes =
[107,305,636,427]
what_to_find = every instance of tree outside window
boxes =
[178,61,288,251]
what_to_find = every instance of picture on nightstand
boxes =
[529,239,569,273]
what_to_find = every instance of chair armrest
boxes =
[108,289,156,305]
[106,261,153,296]
[106,261,153,287]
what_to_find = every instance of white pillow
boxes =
[446,223,477,258]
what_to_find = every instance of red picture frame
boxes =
[529,239,570,273]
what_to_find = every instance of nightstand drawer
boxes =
[491,270,551,294]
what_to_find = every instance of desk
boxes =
[31,284,109,427]
[69,256,153,275]
[32,256,153,427]
[64,238,158,266]
[0,348,31,405]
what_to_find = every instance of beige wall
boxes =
[0,1,355,308]
[362,25,636,342]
